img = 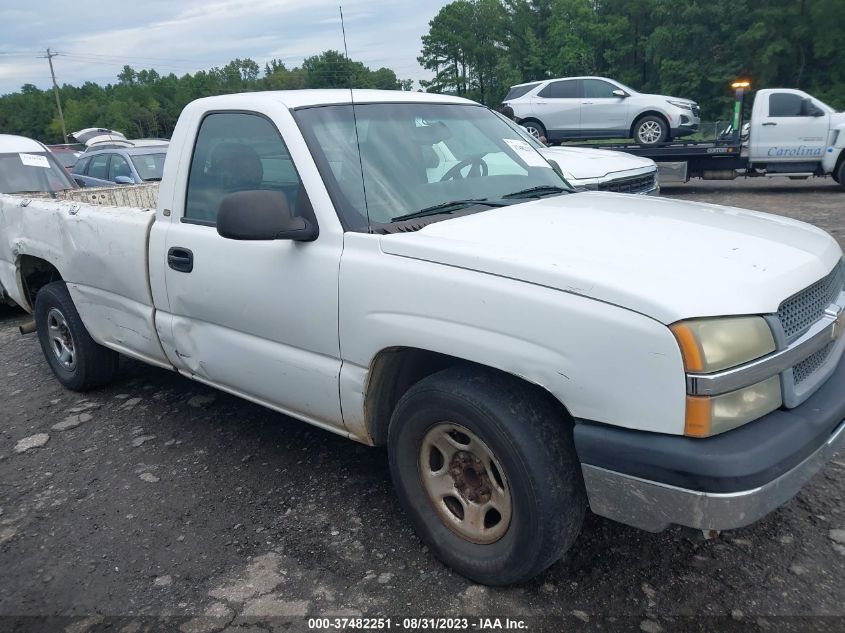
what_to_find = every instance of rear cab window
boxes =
[183,112,303,225]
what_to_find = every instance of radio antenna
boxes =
[340,5,371,231]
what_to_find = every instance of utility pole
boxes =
[44,48,68,144]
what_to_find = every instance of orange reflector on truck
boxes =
[685,396,712,437]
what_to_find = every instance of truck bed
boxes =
[0,193,168,366]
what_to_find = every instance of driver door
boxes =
[751,91,829,163]
[158,111,344,430]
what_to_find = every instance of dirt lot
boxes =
[1,177,844,633]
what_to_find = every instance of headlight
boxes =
[685,376,782,437]
[671,316,780,437]
[670,316,775,373]
[667,100,693,110]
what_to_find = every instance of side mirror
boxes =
[114,176,134,185]
[216,190,318,242]
[612,89,628,98]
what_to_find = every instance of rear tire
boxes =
[35,281,118,391]
[633,115,669,145]
[521,120,547,142]
[387,367,585,585]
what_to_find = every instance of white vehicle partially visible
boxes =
[495,111,659,194]
[0,134,77,306]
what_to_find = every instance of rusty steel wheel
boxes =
[388,366,586,585]
[419,423,512,544]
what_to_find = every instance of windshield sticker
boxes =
[503,138,551,168]
[19,153,51,168]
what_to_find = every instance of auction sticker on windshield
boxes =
[19,153,50,168]
[503,138,551,168]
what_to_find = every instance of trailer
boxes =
[563,82,845,187]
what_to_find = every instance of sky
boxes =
[0,0,452,96]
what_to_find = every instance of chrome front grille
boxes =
[793,341,835,385]
[598,173,656,194]
[777,262,845,341]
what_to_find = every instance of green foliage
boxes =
[419,0,845,115]
[0,52,412,144]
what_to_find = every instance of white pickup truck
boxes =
[1,90,844,585]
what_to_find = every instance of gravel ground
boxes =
[1,177,844,633]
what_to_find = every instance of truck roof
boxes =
[189,89,476,110]
[0,134,47,153]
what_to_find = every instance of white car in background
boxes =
[495,111,659,194]
[0,134,78,306]
[503,76,700,145]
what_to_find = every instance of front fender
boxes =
[338,234,687,437]
[822,123,845,174]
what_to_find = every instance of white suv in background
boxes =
[503,76,701,145]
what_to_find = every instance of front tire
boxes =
[835,159,845,187]
[388,367,585,585]
[35,281,118,391]
[633,115,669,145]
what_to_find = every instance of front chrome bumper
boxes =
[582,419,845,533]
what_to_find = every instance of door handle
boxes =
[167,247,194,273]
[582,101,594,104]
[762,122,777,126]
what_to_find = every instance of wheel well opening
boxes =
[364,347,572,446]
[630,111,670,137]
[517,117,543,130]
[18,256,63,312]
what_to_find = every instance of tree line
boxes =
[0,53,412,144]
[419,0,845,119]
[2,0,843,143]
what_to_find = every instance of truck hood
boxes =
[539,146,655,179]
[379,193,842,324]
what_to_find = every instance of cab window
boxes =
[768,93,805,117]
[184,112,302,224]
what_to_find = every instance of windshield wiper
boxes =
[391,199,507,223]
[501,185,568,199]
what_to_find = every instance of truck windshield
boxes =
[294,102,569,230]
[0,151,76,195]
